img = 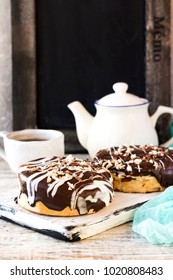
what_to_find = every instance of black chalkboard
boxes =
[36,0,145,130]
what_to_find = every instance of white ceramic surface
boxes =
[68,82,173,158]
[0,129,64,172]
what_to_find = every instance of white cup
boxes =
[0,129,64,173]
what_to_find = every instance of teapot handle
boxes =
[150,105,173,148]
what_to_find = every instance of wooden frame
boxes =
[0,0,12,132]
[8,1,173,145]
[11,0,37,130]
[145,0,172,143]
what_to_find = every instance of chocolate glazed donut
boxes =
[95,145,173,193]
[17,155,114,216]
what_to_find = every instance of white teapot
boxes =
[68,82,173,158]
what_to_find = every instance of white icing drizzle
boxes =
[158,159,165,170]
[18,155,114,214]
[95,145,173,174]
[48,175,73,198]
[26,170,47,205]
[71,180,113,214]
[166,154,173,163]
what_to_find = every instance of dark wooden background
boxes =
[11,0,172,153]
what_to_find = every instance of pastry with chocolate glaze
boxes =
[95,145,173,193]
[17,155,114,216]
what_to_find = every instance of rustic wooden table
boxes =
[0,158,173,260]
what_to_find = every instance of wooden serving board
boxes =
[0,188,159,242]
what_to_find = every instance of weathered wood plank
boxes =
[0,0,12,132]
[11,0,37,130]
[0,188,158,241]
[145,0,172,143]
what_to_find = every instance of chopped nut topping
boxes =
[67,182,75,190]
[95,145,173,176]
[134,158,142,165]
[47,176,52,183]
[131,154,137,159]
[126,165,132,172]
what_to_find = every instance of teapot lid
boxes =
[95,82,148,107]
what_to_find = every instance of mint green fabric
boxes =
[132,186,173,244]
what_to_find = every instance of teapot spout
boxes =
[67,101,93,150]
